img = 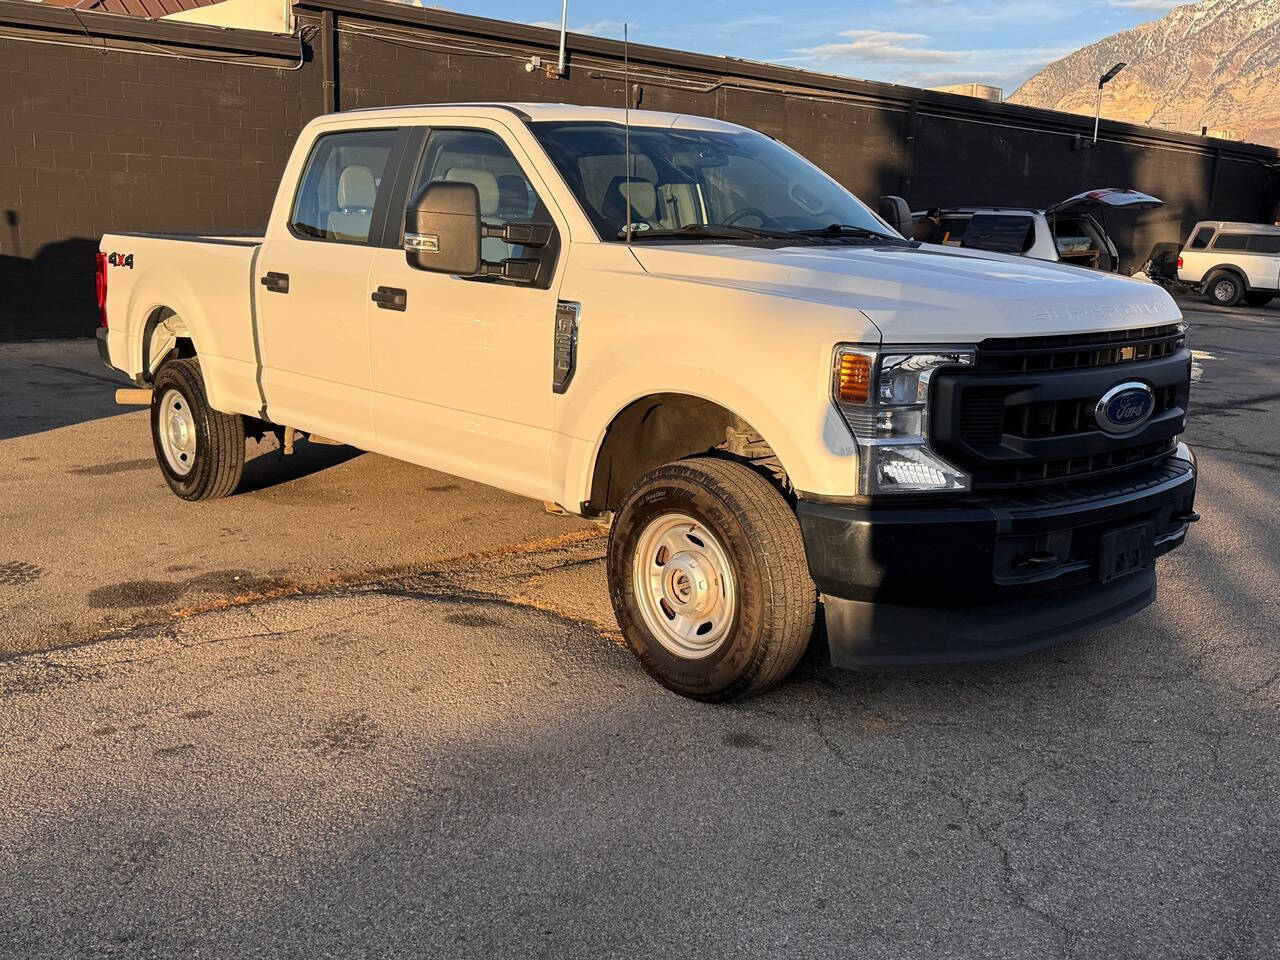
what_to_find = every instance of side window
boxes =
[290,129,397,244]
[1189,227,1215,249]
[1247,234,1280,254]
[1211,233,1250,251]
[410,129,551,262]
[961,214,1035,255]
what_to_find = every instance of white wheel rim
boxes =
[1214,279,1235,301]
[632,513,737,659]
[158,387,197,477]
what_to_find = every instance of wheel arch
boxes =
[584,392,793,515]
[139,306,198,381]
[1203,264,1251,291]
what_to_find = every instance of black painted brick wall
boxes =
[1,3,1276,341]
[0,35,322,340]
[332,23,1275,273]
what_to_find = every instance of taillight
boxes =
[95,251,108,328]
[1177,256,1183,270]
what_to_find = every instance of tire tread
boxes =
[151,358,244,501]
[610,456,816,701]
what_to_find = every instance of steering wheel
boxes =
[722,207,777,228]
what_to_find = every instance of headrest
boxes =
[496,174,531,216]
[337,165,376,209]
[444,167,500,217]
[617,179,657,219]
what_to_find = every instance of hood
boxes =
[630,242,1182,342]
[1047,188,1164,216]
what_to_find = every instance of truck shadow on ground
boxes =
[235,438,365,495]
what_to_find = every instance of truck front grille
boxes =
[960,384,1182,445]
[932,328,1191,491]
[974,323,1185,373]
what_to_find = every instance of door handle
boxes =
[260,271,289,294]
[371,285,407,311]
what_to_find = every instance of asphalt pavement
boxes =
[1,298,1278,959]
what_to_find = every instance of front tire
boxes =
[607,457,816,701]
[1206,271,1244,307]
[150,358,245,501]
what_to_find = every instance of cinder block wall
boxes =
[0,7,321,340]
[1,0,1276,340]
[317,1,1276,278]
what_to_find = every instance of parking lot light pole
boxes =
[1094,62,1127,143]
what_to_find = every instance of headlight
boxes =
[833,345,975,495]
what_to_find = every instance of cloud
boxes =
[528,19,628,38]
[797,29,970,64]
[898,43,1080,91]
[1108,0,1182,8]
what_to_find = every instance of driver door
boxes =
[367,125,565,502]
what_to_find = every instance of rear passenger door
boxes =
[257,126,404,450]
[366,124,566,502]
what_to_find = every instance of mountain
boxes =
[1009,0,1280,148]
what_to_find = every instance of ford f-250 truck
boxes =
[96,103,1198,701]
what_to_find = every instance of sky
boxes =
[424,0,1183,95]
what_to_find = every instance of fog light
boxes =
[867,445,970,493]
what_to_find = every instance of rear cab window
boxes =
[959,214,1035,255]
[290,129,398,244]
[1188,227,1215,249]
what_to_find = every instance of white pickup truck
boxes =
[97,103,1198,701]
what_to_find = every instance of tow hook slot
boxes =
[1172,511,1201,524]
[1014,550,1060,569]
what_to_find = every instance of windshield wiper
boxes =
[617,223,801,242]
[791,223,907,243]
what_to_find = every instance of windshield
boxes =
[530,121,896,243]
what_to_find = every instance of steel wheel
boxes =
[157,387,197,477]
[631,512,737,659]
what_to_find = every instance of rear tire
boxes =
[1206,271,1244,307]
[607,457,816,701]
[150,358,245,501]
[1243,292,1274,307]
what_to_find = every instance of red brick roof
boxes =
[41,0,226,17]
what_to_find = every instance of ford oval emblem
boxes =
[1095,381,1155,435]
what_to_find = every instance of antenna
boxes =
[624,22,632,246]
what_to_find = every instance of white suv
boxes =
[1177,221,1280,307]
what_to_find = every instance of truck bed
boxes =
[99,231,265,418]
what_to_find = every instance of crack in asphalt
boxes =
[0,528,609,669]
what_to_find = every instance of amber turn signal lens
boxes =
[837,352,872,404]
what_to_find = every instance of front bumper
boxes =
[797,446,1197,668]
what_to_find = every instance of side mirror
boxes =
[877,195,914,238]
[404,181,482,276]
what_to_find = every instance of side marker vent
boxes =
[553,301,580,394]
